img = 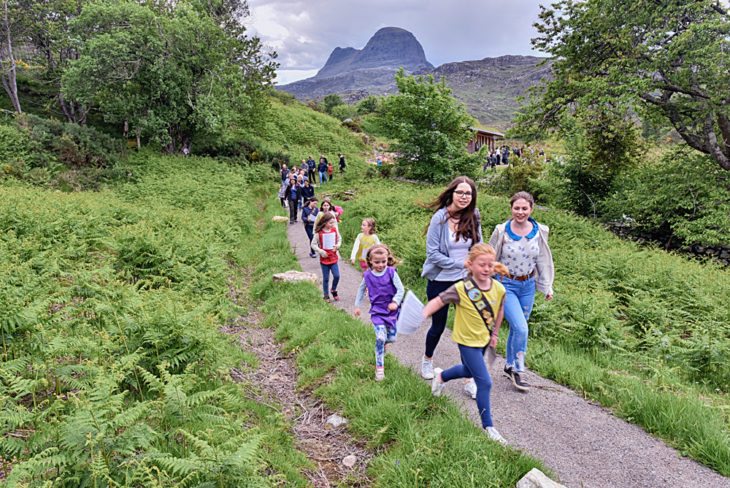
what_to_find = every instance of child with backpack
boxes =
[423,243,508,444]
[354,244,404,381]
[350,218,380,271]
[311,212,341,301]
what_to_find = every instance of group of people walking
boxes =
[280,171,555,446]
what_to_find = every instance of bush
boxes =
[602,148,730,247]
[330,104,357,121]
[490,150,545,199]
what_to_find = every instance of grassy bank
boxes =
[0,154,310,485]
[336,179,730,476]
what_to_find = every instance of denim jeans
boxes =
[498,275,536,372]
[441,344,493,428]
[319,171,327,184]
[424,279,459,358]
[320,262,340,296]
[304,223,314,254]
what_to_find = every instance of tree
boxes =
[378,69,481,182]
[322,93,344,114]
[61,0,276,152]
[0,0,21,112]
[519,0,730,170]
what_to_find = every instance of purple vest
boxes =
[364,267,398,327]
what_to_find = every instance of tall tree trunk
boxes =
[58,92,88,124]
[0,0,21,113]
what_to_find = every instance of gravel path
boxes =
[287,221,730,488]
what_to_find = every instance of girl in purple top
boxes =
[354,244,405,381]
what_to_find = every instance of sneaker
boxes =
[431,368,445,396]
[323,295,331,302]
[464,380,477,400]
[309,252,317,258]
[421,357,434,380]
[511,371,530,392]
[331,290,339,301]
[485,426,507,445]
[375,367,385,382]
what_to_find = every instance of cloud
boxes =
[246,0,544,81]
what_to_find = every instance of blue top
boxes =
[505,217,539,240]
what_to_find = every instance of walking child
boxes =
[311,212,341,301]
[350,218,381,271]
[423,243,508,444]
[354,245,404,381]
[327,160,334,181]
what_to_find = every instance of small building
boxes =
[467,127,504,153]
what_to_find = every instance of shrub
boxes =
[602,148,730,247]
[330,104,357,121]
[490,150,545,199]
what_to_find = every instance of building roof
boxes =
[469,126,505,138]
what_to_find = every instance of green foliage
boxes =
[330,103,357,121]
[603,148,730,247]
[356,95,382,115]
[489,149,545,200]
[61,0,276,152]
[377,69,482,182]
[521,0,730,170]
[0,153,305,485]
[322,93,345,114]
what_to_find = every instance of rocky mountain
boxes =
[278,27,551,128]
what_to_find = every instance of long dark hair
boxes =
[315,212,335,233]
[427,176,479,242]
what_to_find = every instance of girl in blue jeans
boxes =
[423,243,508,444]
[489,191,555,392]
[311,212,341,301]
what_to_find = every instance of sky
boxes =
[246,0,547,85]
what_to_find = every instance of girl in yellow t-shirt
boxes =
[350,218,380,271]
[422,243,508,444]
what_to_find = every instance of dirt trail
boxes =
[287,220,730,488]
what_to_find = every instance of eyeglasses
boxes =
[453,190,473,198]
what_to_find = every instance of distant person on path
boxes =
[354,244,405,381]
[285,176,302,223]
[339,154,347,173]
[489,191,554,392]
[327,160,334,182]
[280,163,289,182]
[301,179,315,204]
[424,243,508,444]
[302,197,319,258]
[307,156,316,182]
[420,176,483,401]
[350,218,381,271]
[277,178,288,208]
[311,212,341,302]
[318,156,328,184]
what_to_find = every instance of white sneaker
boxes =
[421,357,434,380]
[431,368,445,397]
[486,426,507,445]
[464,380,477,399]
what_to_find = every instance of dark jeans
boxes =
[424,279,459,358]
[304,223,314,254]
[441,345,493,428]
[320,262,340,296]
[288,199,298,222]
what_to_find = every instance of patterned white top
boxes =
[502,233,540,277]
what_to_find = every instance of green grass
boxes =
[336,178,730,476]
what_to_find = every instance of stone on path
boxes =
[272,215,289,222]
[272,270,318,283]
[342,455,357,468]
[516,468,566,488]
[325,414,348,428]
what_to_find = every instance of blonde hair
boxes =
[362,218,377,234]
[366,244,400,268]
[465,243,510,277]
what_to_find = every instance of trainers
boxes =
[485,426,508,445]
[431,368,445,396]
[464,380,477,399]
[323,295,331,302]
[375,367,385,382]
[421,357,434,380]
[331,290,339,301]
[511,371,530,392]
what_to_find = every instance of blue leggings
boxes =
[373,323,397,367]
[441,344,494,428]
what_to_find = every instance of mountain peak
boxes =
[314,26,432,79]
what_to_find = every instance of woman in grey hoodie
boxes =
[420,176,482,394]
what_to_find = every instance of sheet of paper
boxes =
[486,346,497,370]
[396,290,425,335]
[322,232,336,250]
